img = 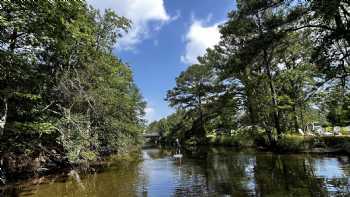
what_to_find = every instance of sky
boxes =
[87,0,236,123]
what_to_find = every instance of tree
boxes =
[215,0,301,143]
[165,0,350,147]
[166,63,216,139]
[0,0,145,166]
[147,110,192,144]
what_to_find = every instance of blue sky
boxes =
[88,0,236,122]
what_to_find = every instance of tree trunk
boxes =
[300,106,305,132]
[244,67,257,125]
[198,94,205,139]
[292,104,299,133]
[334,9,350,47]
[263,49,282,137]
[0,98,8,136]
[256,13,282,140]
[266,128,276,147]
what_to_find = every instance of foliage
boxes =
[276,134,307,152]
[147,110,192,144]
[0,0,145,165]
[162,0,350,148]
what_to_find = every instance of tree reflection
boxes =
[2,148,349,197]
[190,148,349,196]
[253,154,328,196]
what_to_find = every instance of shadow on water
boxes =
[1,147,349,196]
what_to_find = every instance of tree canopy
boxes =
[0,0,145,164]
[150,0,350,146]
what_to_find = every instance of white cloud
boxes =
[181,20,222,65]
[143,99,157,123]
[87,0,171,50]
[144,106,156,123]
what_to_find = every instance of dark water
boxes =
[2,147,350,197]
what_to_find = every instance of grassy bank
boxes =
[207,134,255,148]
[206,133,350,154]
[275,135,350,153]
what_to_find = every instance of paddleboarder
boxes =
[175,138,181,154]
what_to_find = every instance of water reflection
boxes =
[1,147,349,196]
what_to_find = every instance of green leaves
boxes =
[9,121,56,135]
[165,0,349,146]
[0,1,145,163]
[13,92,41,101]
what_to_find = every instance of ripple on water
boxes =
[1,148,350,197]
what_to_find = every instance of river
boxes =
[2,147,350,196]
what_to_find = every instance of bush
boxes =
[57,112,98,163]
[80,151,97,161]
[184,137,201,147]
[207,134,255,147]
[340,127,350,135]
[276,135,306,152]
[319,136,350,147]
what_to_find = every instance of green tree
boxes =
[0,0,145,166]
[166,63,215,139]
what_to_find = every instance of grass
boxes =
[207,131,350,153]
[207,133,255,148]
[277,134,350,153]
[276,135,312,152]
[319,136,350,148]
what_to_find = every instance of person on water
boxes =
[175,138,181,155]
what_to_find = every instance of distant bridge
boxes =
[143,132,160,144]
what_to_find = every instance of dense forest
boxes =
[0,1,145,175]
[148,0,350,148]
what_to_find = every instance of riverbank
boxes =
[0,149,143,196]
[3,133,350,186]
[0,145,142,185]
[204,134,350,154]
[2,147,350,196]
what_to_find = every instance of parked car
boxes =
[333,126,341,136]
[312,122,324,135]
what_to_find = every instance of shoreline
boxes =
[2,136,350,187]
[0,147,142,186]
[186,135,350,155]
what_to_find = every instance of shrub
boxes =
[276,134,306,152]
[319,136,350,147]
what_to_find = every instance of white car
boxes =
[312,123,324,135]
